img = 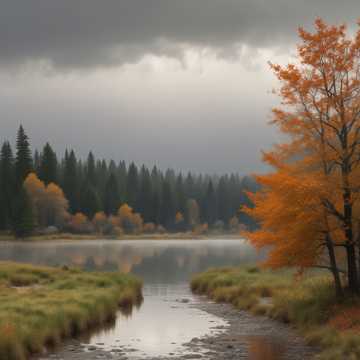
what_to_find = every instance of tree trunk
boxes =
[340,127,359,293]
[325,234,343,298]
[356,221,360,289]
[343,182,359,293]
[346,243,359,293]
[358,241,360,289]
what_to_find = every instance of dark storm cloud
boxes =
[0,1,358,173]
[0,0,358,69]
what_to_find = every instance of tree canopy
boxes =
[246,19,360,296]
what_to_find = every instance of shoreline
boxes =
[183,295,317,360]
[0,233,245,242]
[191,267,360,360]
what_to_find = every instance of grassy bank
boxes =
[191,267,360,359]
[0,262,143,360]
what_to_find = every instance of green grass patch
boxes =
[191,266,360,359]
[0,261,143,360]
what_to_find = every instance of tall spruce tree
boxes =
[185,173,195,200]
[203,180,217,225]
[15,125,33,186]
[138,166,153,223]
[80,185,100,218]
[33,149,41,174]
[96,159,108,196]
[39,142,58,184]
[86,152,97,187]
[0,142,15,230]
[126,163,139,209]
[103,173,120,215]
[13,186,34,238]
[62,150,79,212]
[160,180,176,229]
[217,176,231,224]
[175,174,186,215]
[117,160,127,203]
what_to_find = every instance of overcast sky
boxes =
[0,1,358,174]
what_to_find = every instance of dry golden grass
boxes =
[0,261,142,360]
[191,266,360,359]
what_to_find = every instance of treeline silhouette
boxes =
[0,126,258,237]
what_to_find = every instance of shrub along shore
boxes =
[191,267,360,360]
[0,262,143,360]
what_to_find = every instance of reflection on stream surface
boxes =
[0,239,290,359]
[86,284,227,358]
[0,239,258,281]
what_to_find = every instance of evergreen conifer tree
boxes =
[13,187,34,238]
[15,125,33,186]
[103,173,120,215]
[138,166,153,222]
[86,152,97,187]
[160,180,176,229]
[0,142,15,230]
[39,142,58,184]
[126,162,139,209]
[203,180,217,225]
[62,150,79,212]
[175,174,186,215]
[80,184,100,218]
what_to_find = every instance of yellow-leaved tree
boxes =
[117,204,143,234]
[24,173,69,229]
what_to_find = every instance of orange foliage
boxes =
[143,222,156,233]
[70,213,88,226]
[328,306,360,331]
[117,204,143,234]
[175,211,184,224]
[68,212,90,233]
[92,211,108,233]
[245,19,360,277]
[24,173,69,228]
[245,166,330,268]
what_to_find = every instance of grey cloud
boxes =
[0,0,358,69]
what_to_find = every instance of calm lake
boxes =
[0,239,264,358]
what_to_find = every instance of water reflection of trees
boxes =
[0,241,262,283]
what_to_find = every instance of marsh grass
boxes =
[0,261,142,360]
[191,266,360,359]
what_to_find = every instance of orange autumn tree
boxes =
[24,173,69,229]
[246,150,345,295]
[246,19,360,295]
[68,212,90,233]
[92,211,108,234]
[117,204,143,234]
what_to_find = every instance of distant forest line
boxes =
[0,126,258,237]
